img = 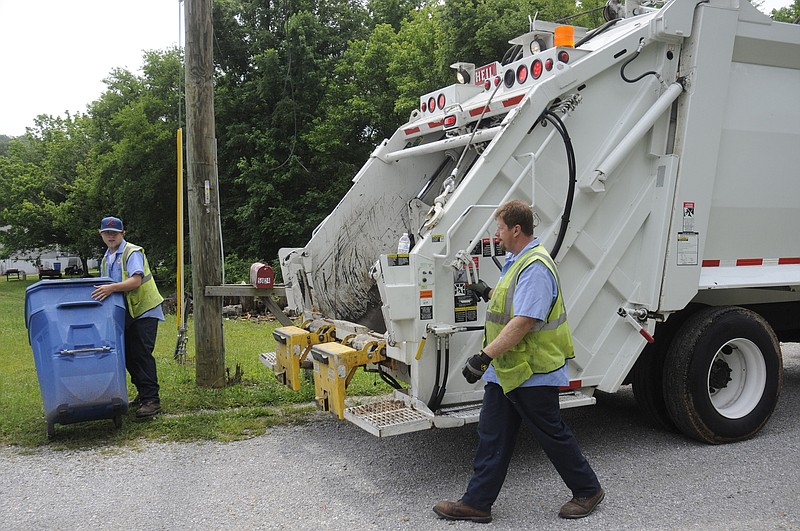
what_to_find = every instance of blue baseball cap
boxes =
[99,216,124,233]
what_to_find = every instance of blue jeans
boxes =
[461,382,600,512]
[125,316,160,401]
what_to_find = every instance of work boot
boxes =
[559,487,605,519]
[433,500,492,523]
[135,399,162,418]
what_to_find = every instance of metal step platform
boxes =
[259,351,277,371]
[343,389,597,437]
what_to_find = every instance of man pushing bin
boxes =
[91,216,164,418]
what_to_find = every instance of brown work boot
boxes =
[433,500,492,523]
[135,399,162,418]
[559,487,605,519]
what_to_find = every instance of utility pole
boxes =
[184,0,225,387]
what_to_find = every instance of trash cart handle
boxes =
[59,346,112,356]
[56,300,103,309]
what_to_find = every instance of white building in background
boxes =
[0,229,98,275]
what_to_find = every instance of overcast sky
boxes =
[0,0,793,138]
[0,0,180,137]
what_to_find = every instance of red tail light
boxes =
[516,64,528,84]
[558,51,570,63]
[437,94,446,109]
[428,97,436,113]
[545,58,554,71]
[421,102,427,112]
[444,115,457,127]
[531,59,543,79]
[484,80,491,90]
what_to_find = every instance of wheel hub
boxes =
[708,357,733,393]
[706,338,767,419]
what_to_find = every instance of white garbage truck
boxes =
[263,0,800,444]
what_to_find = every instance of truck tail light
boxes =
[428,97,436,113]
[494,76,501,86]
[531,59,543,79]
[437,94,446,109]
[443,115,457,128]
[517,64,528,84]
[484,80,491,90]
[421,101,427,112]
[558,51,570,63]
[545,58,554,71]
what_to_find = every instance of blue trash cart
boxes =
[25,278,129,437]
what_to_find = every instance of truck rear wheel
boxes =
[664,306,782,444]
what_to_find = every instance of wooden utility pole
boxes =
[184,0,225,387]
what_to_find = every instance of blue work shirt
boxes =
[103,240,165,321]
[483,237,569,387]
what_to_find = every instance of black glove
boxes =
[466,280,492,302]
[463,351,493,384]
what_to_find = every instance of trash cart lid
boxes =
[24,277,114,330]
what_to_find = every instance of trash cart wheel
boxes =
[113,415,123,429]
[46,420,55,438]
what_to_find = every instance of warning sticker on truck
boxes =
[419,289,433,320]
[683,201,695,232]
[677,232,698,265]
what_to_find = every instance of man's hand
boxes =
[91,284,115,301]
[462,351,493,384]
[466,280,492,302]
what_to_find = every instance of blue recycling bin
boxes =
[25,278,129,437]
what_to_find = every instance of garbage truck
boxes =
[261,0,800,444]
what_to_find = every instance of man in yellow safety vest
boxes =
[434,200,604,523]
[91,216,164,418]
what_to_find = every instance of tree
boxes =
[87,48,184,281]
[0,114,94,266]
[771,0,799,22]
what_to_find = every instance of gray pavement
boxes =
[2,345,799,530]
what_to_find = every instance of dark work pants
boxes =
[461,382,600,512]
[125,316,160,401]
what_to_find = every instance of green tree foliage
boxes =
[0,114,93,264]
[88,49,183,275]
[771,0,799,22]
[213,0,375,260]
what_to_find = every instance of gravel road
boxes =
[3,345,800,531]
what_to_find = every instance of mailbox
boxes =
[249,262,275,289]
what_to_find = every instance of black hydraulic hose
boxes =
[541,110,577,260]
[377,366,403,390]
[575,18,621,48]
[620,39,659,84]
[501,44,522,66]
[434,338,450,409]
[428,337,442,410]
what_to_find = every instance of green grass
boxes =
[0,276,393,449]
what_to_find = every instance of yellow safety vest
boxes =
[101,243,164,319]
[485,245,574,393]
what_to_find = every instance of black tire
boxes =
[631,342,676,431]
[664,306,783,444]
[113,415,123,429]
[46,420,55,439]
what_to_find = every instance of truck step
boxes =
[259,351,277,372]
[344,400,432,437]
[343,390,596,437]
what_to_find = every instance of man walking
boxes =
[91,216,164,418]
[434,200,603,523]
